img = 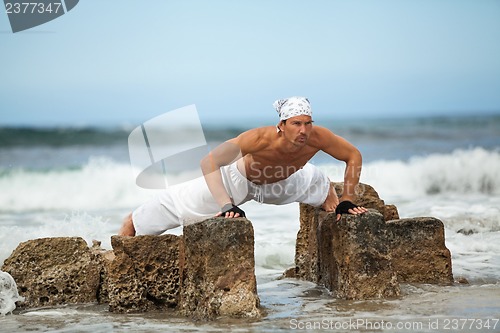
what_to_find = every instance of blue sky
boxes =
[1,0,500,127]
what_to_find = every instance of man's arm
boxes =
[313,127,362,200]
[199,128,265,217]
[312,126,367,219]
[200,140,241,209]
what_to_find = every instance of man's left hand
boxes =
[335,200,368,221]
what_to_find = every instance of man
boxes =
[119,97,367,236]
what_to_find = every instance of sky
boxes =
[1,0,500,127]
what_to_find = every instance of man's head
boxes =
[273,96,312,122]
[273,96,314,146]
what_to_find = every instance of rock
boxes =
[294,198,454,298]
[294,181,400,284]
[2,218,260,319]
[279,267,296,279]
[386,217,453,284]
[317,210,401,299]
[294,204,321,282]
[455,276,469,284]
[89,240,115,304]
[180,217,260,320]
[107,234,180,313]
[1,237,101,308]
[383,204,400,221]
[457,228,476,235]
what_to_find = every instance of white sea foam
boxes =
[362,147,500,199]
[0,271,24,315]
[0,211,118,265]
[320,147,500,201]
[0,157,154,212]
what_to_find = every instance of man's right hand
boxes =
[217,203,246,218]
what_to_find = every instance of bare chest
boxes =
[238,149,316,184]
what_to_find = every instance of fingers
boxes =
[217,211,241,218]
[336,206,368,221]
[347,206,368,215]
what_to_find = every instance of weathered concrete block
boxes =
[1,237,101,308]
[294,204,320,282]
[386,217,453,284]
[295,182,400,282]
[180,218,260,320]
[318,210,401,299]
[294,197,454,299]
[89,240,114,304]
[107,234,180,313]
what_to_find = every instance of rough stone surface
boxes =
[180,218,260,320]
[386,217,453,284]
[294,194,454,298]
[89,240,115,304]
[318,210,401,299]
[107,234,181,313]
[294,182,399,283]
[1,237,101,308]
[2,218,260,319]
[294,204,320,282]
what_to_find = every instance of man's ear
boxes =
[277,120,286,133]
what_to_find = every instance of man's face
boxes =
[281,115,313,146]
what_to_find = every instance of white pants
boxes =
[132,162,330,235]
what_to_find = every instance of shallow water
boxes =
[2,277,499,333]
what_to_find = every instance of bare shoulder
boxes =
[309,125,360,160]
[230,126,275,153]
[308,125,337,148]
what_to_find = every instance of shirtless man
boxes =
[119,97,367,236]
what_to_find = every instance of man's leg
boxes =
[321,182,339,212]
[118,213,136,236]
[119,169,237,236]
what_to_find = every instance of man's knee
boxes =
[119,213,136,236]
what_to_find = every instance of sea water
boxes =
[0,115,499,332]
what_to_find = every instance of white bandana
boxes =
[273,96,312,121]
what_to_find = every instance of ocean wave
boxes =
[321,147,500,200]
[0,126,244,148]
[0,148,499,213]
[0,127,129,147]
[0,157,154,212]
